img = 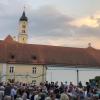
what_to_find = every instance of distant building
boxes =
[0,10,100,84]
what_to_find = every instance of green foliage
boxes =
[95,76,100,82]
[89,79,95,82]
[89,76,100,83]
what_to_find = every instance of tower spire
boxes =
[20,7,28,21]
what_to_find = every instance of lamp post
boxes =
[77,69,79,85]
[76,66,79,86]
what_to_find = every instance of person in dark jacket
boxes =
[4,83,12,100]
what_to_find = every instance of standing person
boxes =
[34,91,39,100]
[0,82,5,100]
[86,82,90,97]
[4,83,12,100]
[31,91,35,100]
[60,89,69,100]
[22,89,27,100]
[45,81,50,91]
[68,82,74,93]
[78,81,83,88]
[11,86,17,100]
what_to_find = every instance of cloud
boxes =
[29,6,74,37]
[70,12,100,28]
[70,17,98,28]
[29,7,100,39]
[0,1,100,48]
[28,7,100,48]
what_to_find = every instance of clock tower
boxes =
[18,10,28,43]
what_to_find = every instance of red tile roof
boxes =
[0,35,100,67]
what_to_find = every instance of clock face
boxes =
[22,25,26,28]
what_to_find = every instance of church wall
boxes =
[8,64,46,84]
[18,34,28,43]
[0,63,3,81]
[0,63,2,73]
[6,64,46,85]
[0,63,7,82]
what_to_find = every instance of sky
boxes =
[1,0,100,48]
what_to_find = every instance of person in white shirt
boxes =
[0,85,5,100]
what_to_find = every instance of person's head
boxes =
[46,81,48,84]
[86,82,89,85]
[70,82,73,85]
[56,93,60,99]
[7,82,11,87]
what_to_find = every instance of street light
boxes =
[76,66,79,86]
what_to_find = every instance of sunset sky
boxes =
[0,0,100,48]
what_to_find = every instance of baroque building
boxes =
[0,10,100,85]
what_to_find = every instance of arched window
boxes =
[22,30,25,33]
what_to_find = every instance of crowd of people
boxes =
[0,80,100,100]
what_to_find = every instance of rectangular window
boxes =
[32,67,36,74]
[9,66,14,73]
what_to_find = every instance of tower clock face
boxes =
[22,25,26,28]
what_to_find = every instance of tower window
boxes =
[22,30,25,33]
[32,67,36,74]
[9,66,14,73]
[23,38,25,41]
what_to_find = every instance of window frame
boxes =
[22,30,25,33]
[9,66,14,73]
[32,67,36,74]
